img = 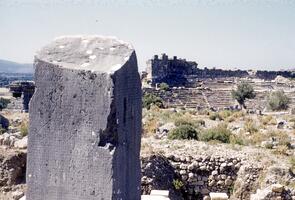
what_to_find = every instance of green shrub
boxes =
[267,90,290,111]
[196,119,205,127]
[159,82,169,91]
[200,124,232,143]
[230,135,244,145]
[209,112,223,121]
[20,122,28,137]
[174,118,195,127]
[219,110,233,119]
[174,118,205,128]
[0,125,5,134]
[173,179,184,190]
[143,93,164,110]
[168,125,199,140]
[0,98,10,110]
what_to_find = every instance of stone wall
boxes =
[146,54,295,87]
[0,150,26,188]
[141,154,242,200]
[256,70,295,80]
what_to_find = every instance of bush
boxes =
[268,130,291,147]
[209,112,223,121]
[200,124,232,143]
[0,98,10,110]
[168,125,199,140]
[20,121,28,137]
[244,118,258,134]
[143,118,158,136]
[174,118,195,127]
[174,117,205,128]
[143,93,164,110]
[231,82,255,108]
[196,119,205,127]
[0,125,5,134]
[219,110,233,120]
[173,179,184,190]
[226,111,245,122]
[159,82,169,91]
[267,90,290,111]
[230,135,244,145]
[260,115,276,125]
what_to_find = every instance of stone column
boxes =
[26,36,142,200]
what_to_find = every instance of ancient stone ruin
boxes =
[146,54,295,87]
[9,81,35,112]
[26,36,142,200]
[146,54,198,86]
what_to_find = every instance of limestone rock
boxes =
[26,35,142,200]
[19,196,26,200]
[203,195,210,200]
[209,192,229,200]
[12,191,24,200]
[156,123,175,139]
[14,136,28,149]
[271,184,284,193]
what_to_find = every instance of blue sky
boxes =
[0,0,295,70]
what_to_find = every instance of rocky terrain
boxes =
[1,107,294,199]
[0,76,295,199]
[140,103,295,199]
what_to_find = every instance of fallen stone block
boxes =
[150,190,169,197]
[14,136,27,149]
[209,192,229,200]
[141,195,170,200]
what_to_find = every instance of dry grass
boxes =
[259,115,277,126]
[244,118,259,134]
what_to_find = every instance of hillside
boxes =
[0,59,33,73]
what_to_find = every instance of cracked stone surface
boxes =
[26,35,142,200]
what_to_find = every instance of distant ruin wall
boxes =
[255,70,295,80]
[26,36,142,200]
[147,54,294,86]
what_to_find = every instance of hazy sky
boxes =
[0,0,295,71]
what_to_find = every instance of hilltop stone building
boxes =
[146,54,198,86]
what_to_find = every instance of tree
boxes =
[267,90,290,111]
[231,82,255,109]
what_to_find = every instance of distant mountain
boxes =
[0,59,33,73]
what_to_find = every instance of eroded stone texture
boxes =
[26,35,142,200]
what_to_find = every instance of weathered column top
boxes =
[35,35,135,73]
